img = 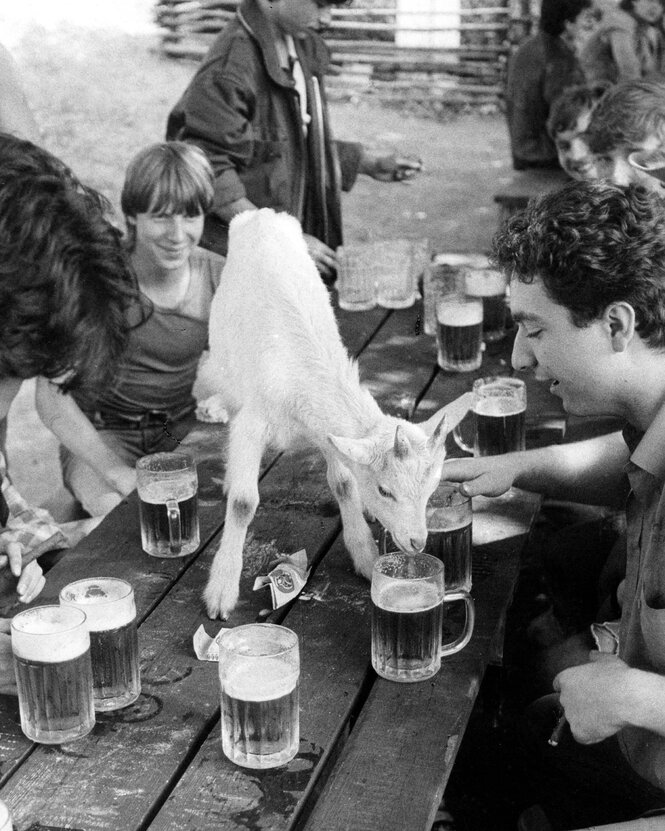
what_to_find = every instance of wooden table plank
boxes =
[299,489,541,831]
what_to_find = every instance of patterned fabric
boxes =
[0,450,66,554]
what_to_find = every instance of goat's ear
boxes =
[427,414,448,456]
[394,424,412,460]
[418,392,473,437]
[328,434,375,466]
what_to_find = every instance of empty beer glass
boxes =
[454,376,527,457]
[463,268,508,343]
[136,451,200,557]
[335,243,377,311]
[60,578,140,712]
[435,292,484,372]
[218,623,300,769]
[11,605,95,744]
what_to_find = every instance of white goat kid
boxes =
[199,208,469,620]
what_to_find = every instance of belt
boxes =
[86,404,195,431]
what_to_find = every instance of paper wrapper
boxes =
[591,620,620,655]
[192,549,310,662]
[252,549,310,610]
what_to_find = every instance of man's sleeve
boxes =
[335,140,364,192]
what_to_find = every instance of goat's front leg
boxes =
[325,454,377,581]
[204,414,266,619]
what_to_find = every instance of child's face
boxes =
[632,0,663,25]
[555,111,597,180]
[272,0,333,35]
[595,136,665,196]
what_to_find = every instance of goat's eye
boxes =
[378,485,395,500]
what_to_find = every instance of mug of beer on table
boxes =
[60,578,140,712]
[218,623,300,769]
[136,451,200,557]
[435,291,484,373]
[454,376,527,457]
[463,268,509,343]
[11,605,95,744]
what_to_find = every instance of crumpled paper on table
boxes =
[193,549,310,662]
[591,620,620,655]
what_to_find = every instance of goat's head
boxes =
[328,410,450,554]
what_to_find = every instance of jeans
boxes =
[60,408,198,518]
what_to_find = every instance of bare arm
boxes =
[443,431,629,507]
[35,378,135,497]
[0,43,40,142]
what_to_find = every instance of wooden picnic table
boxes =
[0,293,562,831]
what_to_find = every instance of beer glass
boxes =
[463,268,508,343]
[336,243,377,311]
[454,376,527,457]
[375,238,421,310]
[11,605,95,744]
[435,293,484,372]
[218,623,300,769]
[59,578,140,712]
[136,451,200,557]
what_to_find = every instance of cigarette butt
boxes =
[548,712,568,747]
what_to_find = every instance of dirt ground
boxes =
[4,14,513,510]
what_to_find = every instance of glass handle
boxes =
[440,591,475,656]
[166,499,182,555]
[452,420,475,455]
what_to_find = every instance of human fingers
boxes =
[16,560,45,604]
[441,460,512,498]
[5,542,23,578]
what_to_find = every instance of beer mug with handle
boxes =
[136,451,200,557]
[453,376,527,457]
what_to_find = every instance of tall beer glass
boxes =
[454,376,527,457]
[436,294,483,372]
[11,605,95,744]
[136,451,200,557]
[464,268,508,343]
[59,578,140,712]
[218,623,299,769]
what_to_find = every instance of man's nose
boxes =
[511,328,535,372]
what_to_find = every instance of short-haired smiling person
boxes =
[445,180,665,827]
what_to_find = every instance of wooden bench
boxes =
[494,169,570,226]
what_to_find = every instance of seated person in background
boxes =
[445,181,665,828]
[37,142,224,519]
[166,0,422,278]
[582,0,665,84]
[586,78,665,194]
[0,133,139,694]
[505,0,597,171]
[546,82,609,180]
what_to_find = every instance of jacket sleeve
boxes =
[335,139,364,192]
[169,61,259,211]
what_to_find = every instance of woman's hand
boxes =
[303,234,338,278]
[0,541,46,604]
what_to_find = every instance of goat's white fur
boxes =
[198,208,471,619]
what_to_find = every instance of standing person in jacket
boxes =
[505,0,597,171]
[166,0,422,279]
[36,142,225,519]
[582,0,665,84]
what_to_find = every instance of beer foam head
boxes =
[137,478,197,505]
[11,605,90,663]
[475,395,526,417]
[436,297,483,326]
[59,578,136,631]
[372,579,442,612]
[464,269,507,298]
[221,656,299,701]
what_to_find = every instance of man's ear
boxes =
[604,301,635,352]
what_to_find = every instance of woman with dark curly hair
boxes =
[0,133,140,694]
[506,0,598,170]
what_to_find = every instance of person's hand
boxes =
[303,234,338,278]
[0,541,45,604]
[0,618,16,696]
[106,464,136,498]
[442,453,520,497]
[554,652,635,744]
[360,150,423,183]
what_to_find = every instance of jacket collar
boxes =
[238,0,295,88]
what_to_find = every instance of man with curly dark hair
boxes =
[0,133,140,694]
[444,180,665,828]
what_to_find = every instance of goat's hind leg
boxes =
[325,454,377,581]
[204,414,266,619]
